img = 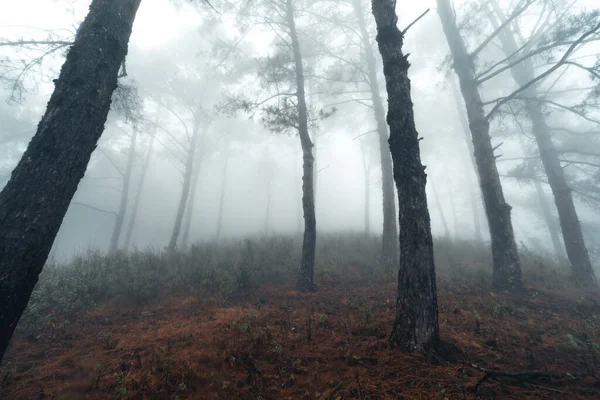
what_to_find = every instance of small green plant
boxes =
[230,311,257,334]
[319,313,329,328]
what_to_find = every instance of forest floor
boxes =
[2,265,600,399]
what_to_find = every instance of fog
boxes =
[0,0,598,266]
[2,0,600,396]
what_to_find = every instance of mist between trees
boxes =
[0,0,599,374]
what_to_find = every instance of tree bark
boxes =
[167,124,202,252]
[286,0,317,292]
[124,133,155,251]
[486,0,597,286]
[437,0,523,291]
[215,153,229,241]
[108,125,138,253]
[0,0,141,361]
[371,0,441,352]
[353,0,398,266]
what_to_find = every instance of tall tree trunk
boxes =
[215,153,229,241]
[0,0,141,361]
[486,0,596,286]
[437,0,523,291]
[372,0,441,352]
[168,125,201,252]
[286,0,317,292]
[124,133,155,251]
[450,75,485,242]
[353,0,398,266]
[516,137,566,261]
[430,179,451,238]
[181,158,203,248]
[108,126,138,254]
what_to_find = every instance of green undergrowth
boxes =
[18,233,572,337]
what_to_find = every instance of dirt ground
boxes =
[2,271,600,399]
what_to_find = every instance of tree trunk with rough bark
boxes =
[371,0,441,352]
[353,0,398,266]
[286,0,317,292]
[124,133,155,251]
[215,153,229,241]
[437,0,523,291]
[0,0,141,361]
[109,126,138,254]
[486,0,596,286]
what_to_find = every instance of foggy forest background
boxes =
[0,0,599,267]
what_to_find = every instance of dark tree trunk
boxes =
[124,133,155,251]
[528,105,596,284]
[437,0,523,291]
[371,0,441,352]
[215,153,229,241]
[450,76,485,242]
[486,0,597,286]
[353,0,398,266]
[168,125,201,252]
[286,0,317,292]
[430,179,451,239]
[516,137,566,261]
[0,0,141,361]
[109,126,138,253]
[181,158,203,248]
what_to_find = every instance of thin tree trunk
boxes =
[430,179,451,239]
[516,137,566,261]
[372,0,441,352]
[168,125,201,252]
[108,126,138,254]
[450,75,485,242]
[215,153,229,241]
[286,0,317,292]
[181,158,203,248]
[0,0,141,361]
[124,133,155,251]
[486,0,596,286]
[437,0,523,291]
[353,0,398,266]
